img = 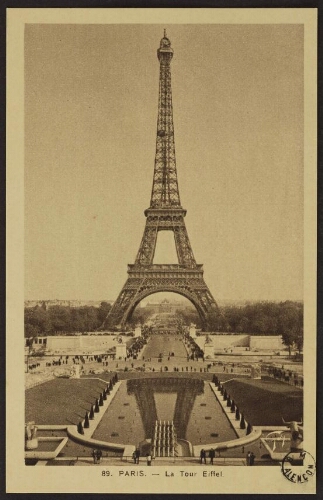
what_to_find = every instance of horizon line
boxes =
[24,297,304,303]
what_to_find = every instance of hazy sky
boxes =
[25,23,304,302]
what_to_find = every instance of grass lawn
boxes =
[222,376,302,426]
[25,377,113,425]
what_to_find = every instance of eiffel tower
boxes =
[103,31,219,330]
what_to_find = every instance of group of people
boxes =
[30,353,113,371]
[132,448,152,466]
[200,448,216,464]
[200,448,256,466]
[28,362,41,370]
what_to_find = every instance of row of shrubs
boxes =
[212,374,252,435]
[77,373,118,434]
[266,367,303,387]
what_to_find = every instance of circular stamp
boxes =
[281,450,316,484]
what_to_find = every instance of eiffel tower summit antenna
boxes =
[103,32,219,330]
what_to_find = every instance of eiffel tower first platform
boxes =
[103,31,219,331]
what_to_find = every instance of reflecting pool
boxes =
[93,377,236,447]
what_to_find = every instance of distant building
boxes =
[24,300,114,309]
[144,299,194,313]
[159,299,172,312]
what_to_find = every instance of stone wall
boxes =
[195,334,284,352]
[195,335,250,350]
[46,335,81,352]
[249,336,284,350]
[46,335,119,353]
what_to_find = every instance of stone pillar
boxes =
[69,364,81,378]
[25,422,38,450]
[116,342,127,359]
[189,324,196,338]
[250,363,261,379]
[204,338,214,359]
[134,325,142,338]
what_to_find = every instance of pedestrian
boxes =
[135,447,140,464]
[250,452,255,466]
[96,449,102,463]
[92,449,97,464]
[200,449,206,464]
[132,450,136,464]
[246,451,251,466]
[209,448,215,465]
[146,453,152,466]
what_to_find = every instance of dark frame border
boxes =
[1,1,321,499]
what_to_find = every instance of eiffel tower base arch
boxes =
[103,265,219,331]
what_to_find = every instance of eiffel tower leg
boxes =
[173,224,196,268]
[102,278,141,329]
[135,225,158,266]
[194,287,219,330]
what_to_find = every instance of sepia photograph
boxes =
[6,8,317,494]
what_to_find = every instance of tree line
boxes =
[24,302,112,337]
[176,300,303,354]
[25,300,303,354]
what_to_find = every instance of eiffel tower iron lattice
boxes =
[103,31,219,330]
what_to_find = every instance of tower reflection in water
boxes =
[127,377,204,456]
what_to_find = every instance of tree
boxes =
[24,322,40,339]
[279,302,303,356]
[70,308,87,332]
[281,330,295,357]
[175,309,201,329]
[294,328,304,355]
[236,316,249,333]
[48,306,72,333]
[216,300,303,336]
[24,306,52,337]
[98,302,112,324]
[84,306,101,331]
